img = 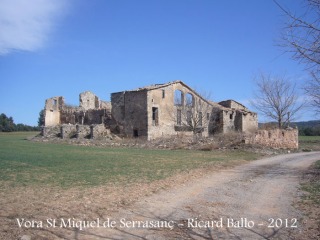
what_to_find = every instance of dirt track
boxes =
[10,152,319,240]
[69,151,320,240]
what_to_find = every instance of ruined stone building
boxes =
[42,80,258,140]
[43,91,112,139]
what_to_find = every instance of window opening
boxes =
[174,90,184,106]
[152,107,159,126]
[187,111,192,125]
[177,109,181,125]
[133,129,139,137]
[186,93,194,107]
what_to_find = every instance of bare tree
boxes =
[305,71,320,113]
[275,0,320,67]
[275,0,320,112]
[250,73,304,128]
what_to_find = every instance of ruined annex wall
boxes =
[60,109,107,125]
[245,128,299,149]
[147,84,177,140]
[218,100,258,134]
[79,91,99,110]
[41,126,60,138]
[44,97,64,126]
[76,125,91,138]
[90,124,110,139]
[111,92,126,134]
[208,107,223,135]
[221,110,237,133]
[111,91,148,138]
[100,101,111,110]
[111,92,125,126]
[60,107,77,125]
[241,112,258,133]
[60,124,77,139]
[219,100,247,111]
[43,124,109,139]
[83,109,106,125]
[124,91,148,138]
[218,109,257,135]
[44,91,111,127]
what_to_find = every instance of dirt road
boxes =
[72,152,319,239]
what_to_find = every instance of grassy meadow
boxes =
[301,160,320,205]
[0,132,261,189]
[299,135,320,151]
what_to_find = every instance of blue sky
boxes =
[0,0,315,126]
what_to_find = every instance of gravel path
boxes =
[80,152,319,239]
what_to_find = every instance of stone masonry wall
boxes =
[219,100,247,111]
[147,82,214,140]
[111,91,148,138]
[241,112,258,133]
[90,124,110,139]
[76,125,91,139]
[44,96,64,126]
[60,124,77,139]
[43,124,109,139]
[41,126,60,138]
[79,91,100,110]
[245,128,299,149]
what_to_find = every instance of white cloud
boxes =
[0,0,67,55]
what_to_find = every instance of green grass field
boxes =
[299,135,320,151]
[299,136,320,141]
[301,160,320,205]
[0,132,260,189]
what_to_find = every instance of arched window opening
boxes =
[186,93,194,107]
[174,90,184,106]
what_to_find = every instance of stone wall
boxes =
[90,124,110,139]
[111,91,148,138]
[79,91,99,110]
[43,124,110,139]
[44,91,111,127]
[60,124,77,139]
[220,110,257,134]
[147,82,216,140]
[219,100,247,111]
[76,125,91,139]
[111,92,125,127]
[41,126,60,138]
[221,110,237,133]
[241,112,258,133]
[60,109,110,125]
[44,96,64,126]
[245,128,299,149]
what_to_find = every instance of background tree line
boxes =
[295,120,320,135]
[0,113,40,132]
[299,126,320,136]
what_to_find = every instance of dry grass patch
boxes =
[0,132,261,239]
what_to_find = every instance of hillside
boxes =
[292,120,320,128]
[259,120,320,136]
